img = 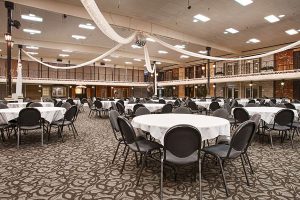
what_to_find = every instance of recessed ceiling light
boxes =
[79,23,95,30]
[0,49,2,52]
[158,50,168,54]
[131,44,142,49]
[21,13,43,22]
[27,52,38,55]
[180,55,189,59]
[264,15,280,23]
[285,29,298,35]
[103,58,111,62]
[234,0,253,6]
[224,31,228,34]
[26,46,39,50]
[246,38,260,43]
[59,54,69,57]
[146,38,155,42]
[125,61,132,65]
[72,35,86,40]
[23,29,41,35]
[133,58,142,61]
[278,15,285,18]
[156,62,162,65]
[225,28,239,34]
[193,19,198,23]
[174,44,186,49]
[199,50,207,54]
[62,49,73,52]
[193,14,210,22]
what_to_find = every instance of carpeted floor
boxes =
[0,110,300,200]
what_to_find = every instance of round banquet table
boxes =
[0,107,66,125]
[62,99,81,105]
[125,103,165,113]
[101,100,129,109]
[292,103,300,111]
[7,102,54,108]
[195,101,224,109]
[131,114,230,144]
[242,107,298,124]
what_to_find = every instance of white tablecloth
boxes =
[62,99,81,105]
[237,99,251,106]
[125,103,165,112]
[0,107,66,125]
[243,107,298,124]
[195,101,224,109]
[7,102,54,108]
[101,100,129,109]
[132,114,230,144]
[153,99,177,103]
[292,103,300,111]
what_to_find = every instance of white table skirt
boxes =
[125,103,165,113]
[7,102,54,108]
[195,101,224,109]
[242,107,298,124]
[0,107,66,125]
[132,114,230,144]
[101,100,129,109]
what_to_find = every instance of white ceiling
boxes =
[1,0,300,69]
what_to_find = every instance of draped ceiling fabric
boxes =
[145,34,300,61]
[22,43,123,69]
[143,45,155,73]
[16,49,23,98]
[81,0,137,44]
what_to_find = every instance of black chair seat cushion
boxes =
[117,135,145,142]
[265,124,291,131]
[52,120,72,126]
[165,150,198,165]
[202,144,240,159]
[19,125,41,130]
[128,139,162,153]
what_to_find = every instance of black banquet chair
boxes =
[161,104,173,113]
[61,102,72,110]
[117,116,162,186]
[173,107,192,114]
[29,102,43,107]
[160,125,202,199]
[48,106,78,142]
[159,99,166,104]
[209,101,221,114]
[17,108,44,148]
[233,107,250,128]
[187,101,199,114]
[202,120,256,196]
[135,107,151,116]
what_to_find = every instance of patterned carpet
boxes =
[0,110,300,200]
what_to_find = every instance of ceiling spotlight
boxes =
[156,62,162,65]
[225,28,239,34]
[158,50,168,54]
[133,58,142,61]
[71,35,86,40]
[180,55,189,59]
[103,58,111,62]
[174,44,186,49]
[79,23,95,30]
[59,54,69,57]
[278,15,285,18]
[187,0,191,9]
[193,14,210,22]
[21,13,43,22]
[246,38,260,44]
[235,0,253,6]
[264,15,280,23]
[285,29,298,35]
[26,46,39,49]
[125,61,132,65]
[146,37,155,42]
[27,51,38,55]
[62,49,73,52]
[199,50,207,54]
[23,28,41,34]
[131,44,142,49]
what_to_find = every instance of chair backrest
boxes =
[29,102,43,107]
[66,99,74,105]
[61,102,72,110]
[117,116,137,145]
[18,108,41,127]
[187,101,198,110]
[55,101,63,107]
[159,99,166,104]
[259,99,265,106]
[161,104,173,113]
[94,100,102,109]
[284,103,296,110]
[269,100,276,107]
[117,100,124,106]
[164,125,201,159]
[174,99,181,107]
[223,103,231,114]
[248,99,256,104]
[270,99,277,104]
[52,99,58,106]
[230,99,238,108]
[209,102,220,111]
[111,102,118,110]
[26,102,33,107]
[275,103,286,108]
[109,110,120,132]
[227,120,256,157]
[64,106,78,121]
[233,107,250,123]
[133,104,145,114]
[245,103,259,107]
[212,108,229,119]
[248,113,261,146]
[116,102,125,115]
[135,107,151,116]
[0,103,8,109]
[274,109,294,127]
[173,107,192,114]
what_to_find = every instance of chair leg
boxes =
[17,128,20,149]
[120,147,129,173]
[48,126,52,141]
[160,152,164,200]
[269,131,273,148]
[70,124,76,139]
[240,155,250,186]
[41,126,44,146]
[135,152,139,167]
[72,124,78,136]
[136,153,147,186]
[244,152,254,174]
[217,157,228,197]
[198,158,202,200]
[290,129,294,149]
[112,141,121,164]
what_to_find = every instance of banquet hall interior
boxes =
[0,0,300,199]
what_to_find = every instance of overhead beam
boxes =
[10,0,240,54]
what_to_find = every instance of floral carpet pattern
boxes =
[0,111,300,200]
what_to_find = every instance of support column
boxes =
[206,47,211,97]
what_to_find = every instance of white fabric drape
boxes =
[146,34,300,61]
[143,45,155,73]
[16,49,23,97]
[22,43,123,69]
[81,0,137,44]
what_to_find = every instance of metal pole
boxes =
[206,47,211,97]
